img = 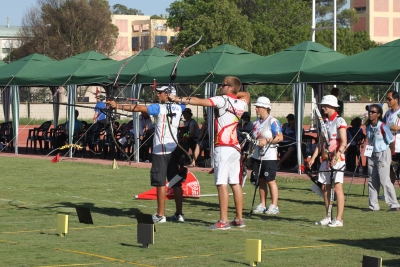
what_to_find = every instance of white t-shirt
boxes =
[322,112,347,161]
[251,116,281,161]
[384,108,400,153]
[147,103,184,155]
[208,94,247,151]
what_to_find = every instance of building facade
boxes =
[111,15,177,60]
[351,0,400,44]
[0,18,21,61]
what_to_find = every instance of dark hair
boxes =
[387,90,399,101]
[351,117,362,127]
[365,104,383,126]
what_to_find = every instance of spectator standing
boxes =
[138,112,154,162]
[94,95,107,127]
[250,97,283,215]
[346,117,365,172]
[193,113,209,165]
[181,108,200,166]
[363,104,400,212]
[308,95,347,227]
[383,91,400,189]
[169,76,250,230]
[109,86,186,223]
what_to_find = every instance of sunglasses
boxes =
[221,83,230,87]
[387,97,394,102]
[368,110,378,114]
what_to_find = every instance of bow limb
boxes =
[166,36,202,163]
[170,35,202,80]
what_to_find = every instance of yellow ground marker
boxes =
[57,214,68,237]
[245,239,262,266]
[55,248,155,267]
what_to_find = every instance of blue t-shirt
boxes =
[95,102,106,121]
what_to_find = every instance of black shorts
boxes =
[150,149,182,187]
[187,137,198,152]
[250,158,277,183]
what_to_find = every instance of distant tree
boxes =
[234,0,311,55]
[166,0,254,55]
[150,15,164,19]
[12,0,119,60]
[112,4,143,15]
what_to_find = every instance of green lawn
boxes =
[0,156,399,267]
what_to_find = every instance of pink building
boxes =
[111,15,178,60]
[351,0,400,43]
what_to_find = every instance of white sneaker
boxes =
[152,213,166,223]
[315,217,331,226]
[252,203,266,214]
[170,213,185,222]
[264,204,279,215]
[328,218,343,227]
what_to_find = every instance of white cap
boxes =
[320,95,339,107]
[156,86,176,95]
[254,96,271,109]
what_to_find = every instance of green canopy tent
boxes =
[80,47,178,86]
[219,41,347,172]
[18,51,116,86]
[302,38,400,84]
[0,54,56,154]
[0,60,6,67]
[137,44,263,84]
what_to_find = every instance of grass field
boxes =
[0,156,399,267]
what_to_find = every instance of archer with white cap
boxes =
[250,96,283,215]
[109,85,187,224]
[308,94,347,227]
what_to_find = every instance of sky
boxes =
[0,0,176,26]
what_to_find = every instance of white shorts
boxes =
[318,161,345,184]
[214,146,241,185]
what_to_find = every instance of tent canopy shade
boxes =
[301,38,400,84]
[218,41,347,84]
[137,44,263,84]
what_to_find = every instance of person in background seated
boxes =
[276,113,296,171]
[346,117,365,172]
[139,112,154,162]
[238,112,253,149]
[193,113,209,165]
[181,108,199,167]
[331,87,344,117]
[61,110,84,145]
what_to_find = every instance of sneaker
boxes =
[152,213,166,223]
[231,218,246,228]
[170,213,185,222]
[252,203,266,214]
[264,204,279,215]
[387,207,400,212]
[328,218,343,227]
[289,165,299,172]
[315,217,331,226]
[209,220,231,230]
